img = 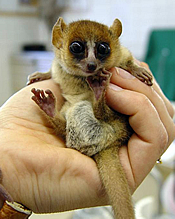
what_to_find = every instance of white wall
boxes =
[0,0,175,105]
[0,1,50,106]
[0,17,43,105]
[62,0,175,59]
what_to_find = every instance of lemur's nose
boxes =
[87,62,97,72]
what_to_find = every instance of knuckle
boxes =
[136,93,152,109]
[151,124,168,157]
[169,104,175,118]
[169,122,175,144]
[157,122,175,155]
[159,127,168,153]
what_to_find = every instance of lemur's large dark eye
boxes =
[69,41,85,54]
[97,42,110,60]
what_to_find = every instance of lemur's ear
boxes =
[52,17,67,48]
[110,19,122,38]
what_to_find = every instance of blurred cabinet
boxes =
[10,51,54,92]
[145,29,175,101]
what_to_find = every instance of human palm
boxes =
[0,79,104,213]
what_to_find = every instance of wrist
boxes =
[0,201,32,218]
[0,168,32,218]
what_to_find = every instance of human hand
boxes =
[0,62,174,215]
[0,80,106,213]
[106,62,175,193]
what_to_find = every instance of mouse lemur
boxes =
[28,17,153,219]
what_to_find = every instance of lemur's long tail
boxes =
[94,146,135,219]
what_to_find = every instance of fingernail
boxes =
[109,83,123,91]
[116,68,135,79]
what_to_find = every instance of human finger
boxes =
[138,60,174,118]
[109,68,175,146]
[106,88,168,152]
